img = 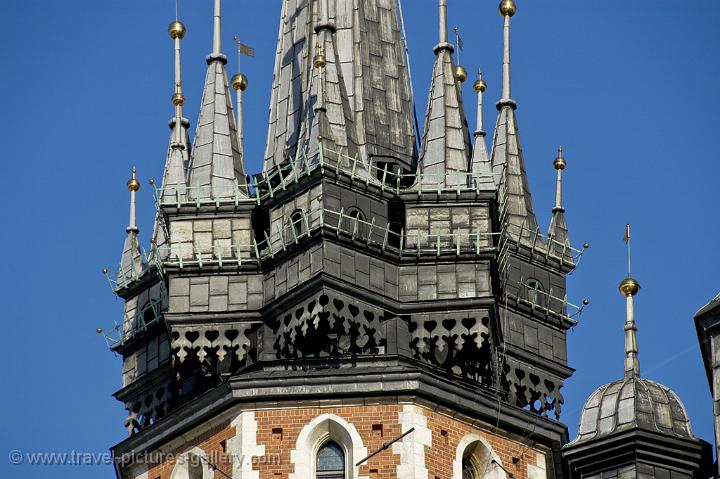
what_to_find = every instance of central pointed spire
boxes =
[414,0,472,188]
[186,0,248,200]
[263,0,417,171]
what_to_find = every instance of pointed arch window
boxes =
[316,441,345,479]
[462,457,477,479]
[525,278,545,307]
[290,209,305,240]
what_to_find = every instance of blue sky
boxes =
[1,1,718,477]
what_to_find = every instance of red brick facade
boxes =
[142,403,547,479]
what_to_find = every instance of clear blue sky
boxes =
[1,1,718,477]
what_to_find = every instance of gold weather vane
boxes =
[452,26,467,83]
[623,223,632,277]
[233,36,255,73]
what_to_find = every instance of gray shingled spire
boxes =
[470,70,495,190]
[296,0,358,169]
[491,1,539,237]
[187,0,247,200]
[263,0,416,171]
[548,147,571,259]
[118,168,145,286]
[415,0,472,188]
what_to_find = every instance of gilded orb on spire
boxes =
[474,77,487,93]
[619,277,640,297]
[499,0,517,17]
[554,146,566,170]
[127,167,140,192]
[232,73,249,92]
[168,20,186,40]
[172,92,185,107]
[454,65,468,83]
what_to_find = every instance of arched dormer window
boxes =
[526,278,544,307]
[347,208,366,239]
[290,209,305,240]
[316,442,345,479]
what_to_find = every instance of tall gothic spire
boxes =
[187,0,248,199]
[263,0,416,171]
[415,0,472,188]
[548,147,571,257]
[470,70,494,190]
[490,0,539,238]
[118,168,144,284]
[619,225,641,379]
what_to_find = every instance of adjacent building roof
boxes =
[569,377,695,446]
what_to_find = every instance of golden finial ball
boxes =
[619,277,640,297]
[96,327,104,334]
[149,179,155,185]
[454,65,468,83]
[583,242,590,249]
[474,78,487,93]
[172,92,185,107]
[313,53,327,69]
[169,21,186,40]
[127,178,140,192]
[499,0,517,17]
[232,73,249,92]
[102,268,109,275]
[554,156,566,171]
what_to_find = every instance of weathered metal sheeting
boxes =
[187,57,247,199]
[570,377,696,445]
[491,105,540,238]
[264,0,417,171]
[415,47,472,188]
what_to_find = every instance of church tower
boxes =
[106,2,590,478]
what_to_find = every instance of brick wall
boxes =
[135,403,548,479]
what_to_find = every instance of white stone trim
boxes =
[453,434,504,479]
[526,451,547,479]
[169,446,215,479]
[392,405,432,479]
[289,414,369,479]
[129,463,148,479]
[229,411,266,479]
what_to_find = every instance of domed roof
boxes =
[569,376,695,445]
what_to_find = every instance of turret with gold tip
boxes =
[154,5,190,254]
[490,0,541,240]
[470,70,494,190]
[118,167,145,287]
[548,147,571,257]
